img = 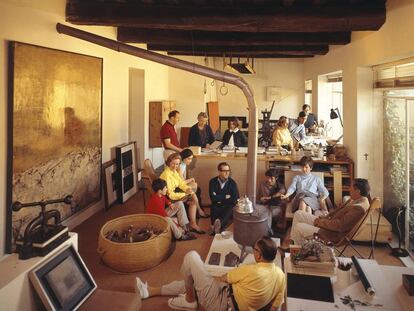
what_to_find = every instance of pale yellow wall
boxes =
[215,59,305,122]
[0,0,170,258]
[168,57,304,146]
[304,0,414,199]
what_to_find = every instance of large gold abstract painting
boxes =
[7,42,102,252]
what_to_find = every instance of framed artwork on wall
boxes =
[102,160,117,210]
[115,142,138,203]
[29,245,97,311]
[6,42,103,253]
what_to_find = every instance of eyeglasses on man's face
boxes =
[220,169,231,172]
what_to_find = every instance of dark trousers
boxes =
[210,203,233,231]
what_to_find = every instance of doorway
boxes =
[129,68,145,168]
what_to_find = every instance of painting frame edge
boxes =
[6,41,104,254]
[6,41,16,253]
[102,160,117,210]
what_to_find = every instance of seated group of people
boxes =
[147,149,240,242]
[140,152,371,310]
[261,155,371,247]
[147,109,371,311]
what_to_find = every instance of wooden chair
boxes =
[331,197,381,258]
[142,159,158,206]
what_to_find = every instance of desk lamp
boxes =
[330,108,343,141]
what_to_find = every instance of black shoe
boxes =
[189,227,206,235]
[179,233,197,241]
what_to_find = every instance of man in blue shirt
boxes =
[288,111,307,145]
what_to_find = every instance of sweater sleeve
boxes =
[222,130,230,145]
[316,176,330,198]
[209,178,226,203]
[317,206,365,233]
[188,125,197,146]
[240,131,248,147]
[206,125,215,145]
[160,170,186,201]
[273,129,282,147]
[285,175,299,196]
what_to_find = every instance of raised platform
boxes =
[204,233,281,276]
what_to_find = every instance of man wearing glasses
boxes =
[208,162,239,234]
[135,236,286,311]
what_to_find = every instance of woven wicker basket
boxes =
[98,214,172,272]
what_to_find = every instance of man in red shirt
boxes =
[160,110,182,160]
[147,178,196,241]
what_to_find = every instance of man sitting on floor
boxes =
[289,178,370,245]
[135,236,286,311]
[209,162,239,233]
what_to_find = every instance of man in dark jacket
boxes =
[188,112,215,148]
[209,162,239,232]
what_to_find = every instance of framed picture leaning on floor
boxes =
[102,160,117,210]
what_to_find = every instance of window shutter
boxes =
[373,58,414,88]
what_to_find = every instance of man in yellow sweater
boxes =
[135,236,286,311]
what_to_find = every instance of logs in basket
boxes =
[98,214,172,272]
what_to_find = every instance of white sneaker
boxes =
[167,295,197,310]
[134,277,149,299]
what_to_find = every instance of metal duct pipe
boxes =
[56,23,258,202]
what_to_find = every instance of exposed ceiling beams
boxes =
[117,29,351,46]
[148,44,328,55]
[65,0,387,59]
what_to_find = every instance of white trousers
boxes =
[290,210,319,244]
[161,251,228,311]
[165,201,189,239]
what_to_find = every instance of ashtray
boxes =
[221,231,232,239]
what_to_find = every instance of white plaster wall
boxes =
[215,59,305,123]
[0,0,170,258]
[304,0,414,199]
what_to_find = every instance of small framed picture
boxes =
[29,245,97,311]
[115,142,138,203]
[102,160,117,210]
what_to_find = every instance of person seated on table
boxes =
[302,104,318,133]
[272,116,294,152]
[179,148,209,218]
[280,156,329,215]
[221,117,247,148]
[160,153,205,234]
[288,111,307,147]
[209,162,239,233]
[258,169,287,232]
[188,112,215,148]
[135,236,286,311]
[289,178,370,245]
[147,178,196,241]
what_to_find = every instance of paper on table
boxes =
[335,278,393,310]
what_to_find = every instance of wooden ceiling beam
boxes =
[66,1,386,32]
[117,28,351,46]
[147,44,328,55]
[167,51,313,58]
